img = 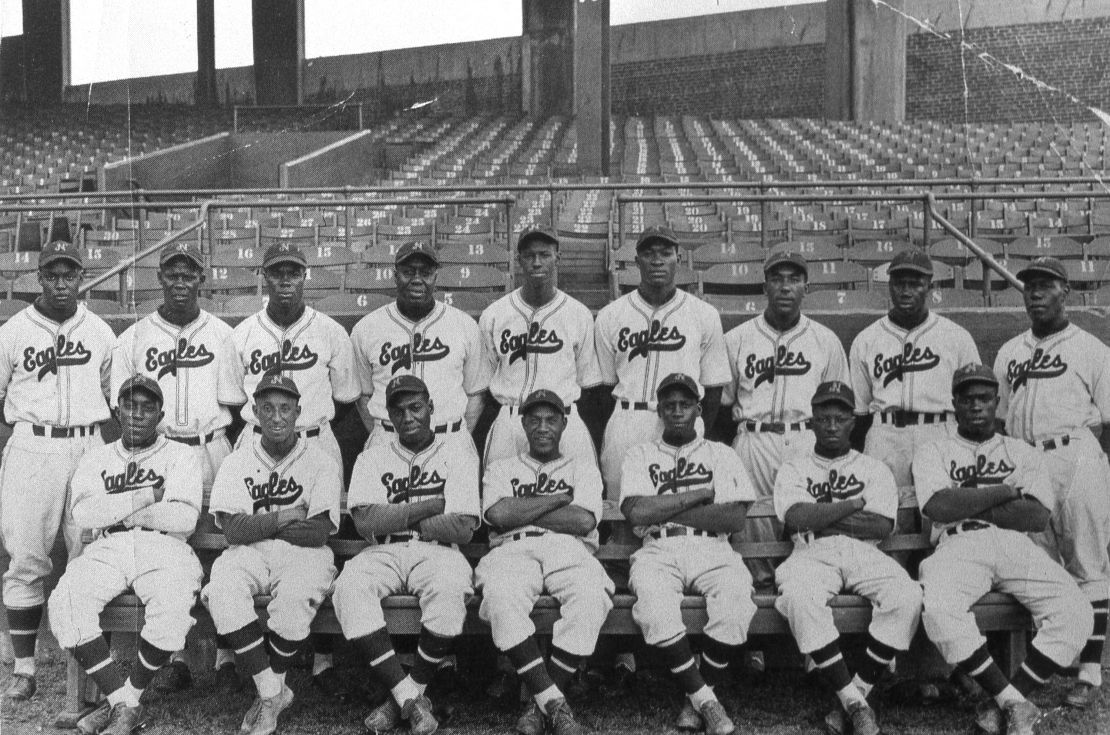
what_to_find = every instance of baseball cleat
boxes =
[846,700,881,735]
[243,685,294,735]
[974,699,1003,735]
[153,660,193,693]
[1064,680,1098,709]
[76,701,113,735]
[216,662,245,693]
[2,672,36,702]
[312,666,347,700]
[362,696,401,733]
[545,697,585,735]
[100,703,147,735]
[400,694,438,735]
[698,699,736,735]
[514,701,545,735]
[823,707,847,735]
[674,698,703,731]
[1003,700,1041,735]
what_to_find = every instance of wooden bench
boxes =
[59,498,1031,727]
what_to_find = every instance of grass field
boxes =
[2,635,1108,735]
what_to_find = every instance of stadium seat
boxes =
[929,237,1004,266]
[772,239,845,263]
[989,289,1026,308]
[1085,236,1110,260]
[871,261,956,290]
[929,289,986,309]
[806,260,869,291]
[1064,259,1110,289]
[303,244,359,269]
[963,258,1028,291]
[698,262,763,297]
[1006,235,1084,260]
[314,292,392,314]
[440,291,500,312]
[221,294,268,315]
[202,267,260,297]
[0,298,29,318]
[83,298,128,316]
[689,241,766,270]
[136,296,219,315]
[346,266,399,294]
[376,223,434,247]
[435,264,508,293]
[437,243,511,269]
[319,225,374,252]
[260,226,317,251]
[209,229,260,262]
[79,245,127,272]
[211,242,263,269]
[805,289,888,311]
[1083,285,1110,307]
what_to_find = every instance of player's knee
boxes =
[1059,594,1095,647]
[885,579,924,615]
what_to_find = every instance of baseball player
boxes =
[49,375,204,735]
[773,381,921,735]
[720,250,849,587]
[477,389,613,735]
[620,373,757,735]
[0,240,114,703]
[993,256,1110,708]
[351,241,490,456]
[201,374,342,735]
[848,249,980,495]
[913,363,1093,735]
[332,375,480,735]
[479,225,603,467]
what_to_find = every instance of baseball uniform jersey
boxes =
[994,323,1110,600]
[912,432,1092,668]
[773,449,920,654]
[479,288,603,467]
[0,303,114,609]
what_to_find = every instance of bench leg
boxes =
[53,653,97,729]
[998,629,1028,680]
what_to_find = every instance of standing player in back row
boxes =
[848,249,980,495]
[994,257,1110,709]
[479,225,603,467]
[0,240,115,704]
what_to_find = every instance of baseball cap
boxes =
[763,250,809,277]
[636,225,680,251]
[951,363,999,394]
[517,225,559,251]
[252,373,301,400]
[888,249,933,276]
[262,242,307,269]
[1016,256,1068,283]
[159,240,204,268]
[385,374,430,405]
[656,372,700,400]
[520,389,566,415]
[811,381,855,409]
[118,374,163,404]
[39,240,82,269]
[395,241,439,267]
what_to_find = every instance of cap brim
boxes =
[811,396,854,409]
[952,377,999,392]
[522,398,564,414]
[637,235,679,250]
[518,231,558,249]
[263,255,306,269]
[396,252,439,266]
[764,259,808,275]
[40,253,82,267]
[386,387,428,404]
[253,385,300,400]
[119,385,163,403]
[1016,266,1067,282]
[888,265,933,276]
[160,252,204,267]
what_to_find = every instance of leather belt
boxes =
[254,426,321,438]
[168,430,219,447]
[619,400,653,410]
[103,524,167,536]
[508,404,571,415]
[507,530,547,542]
[944,520,992,537]
[384,533,450,547]
[1038,435,1070,451]
[744,419,811,434]
[649,526,725,541]
[878,410,949,428]
[32,424,97,438]
[382,419,463,434]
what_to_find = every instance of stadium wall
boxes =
[280,130,382,188]
[100,133,234,191]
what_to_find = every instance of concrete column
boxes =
[572,0,610,176]
[251,0,301,105]
[521,0,573,117]
[824,0,906,122]
[21,0,63,103]
[196,0,217,106]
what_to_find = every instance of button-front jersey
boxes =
[483,452,604,550]
[232,306,360,429]
[912,433,1053,543]
[994,323,1110,443]
[112,310,246,437]
[723,314,849,423]
[0,303,114,427]
[595,290,730,404]
[620,437,756,538]
[479,289,603,407]
[849,312,980,415]
[352,301,491,423]
[774,449,898,527]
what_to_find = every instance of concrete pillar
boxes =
[824,0,906,122]
[196,0,217,106]
[251,0,303,105]
[21,0,63,103]
[521,0,573,117]
[572,0,610,176]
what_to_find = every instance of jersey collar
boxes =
[113,434,169,462]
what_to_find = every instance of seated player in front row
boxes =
[773,381,922,735]
[912,364,1093,735]
[50,375,204,735]
[332,375,480,735]
[202,374,342,735]
[620,372,757,735]
[477,389,614,735]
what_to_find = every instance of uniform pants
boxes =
[50,531,202,651]
[920,526,1092,667]
[864,420,953,503]
[334,541,473,639]
[601,407,704,501]
[774,534,921,654]
[0,425,102,608]
[484,404,596,469]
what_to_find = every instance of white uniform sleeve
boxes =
[477,306,501,390]
[822,330,850,384]
[444,434,482,518]
[575,308,604,389]
[217,330,248,406]
[848,333,873,415]
[618,445,654,500]
[772,460,812,522]
[570,454,604,523]
[698,303,731,387]
[163,445,204,513]
[327,321,362,404]
[209,455,252,526]
[594,307,618,386]
[864,459,899,521]
[721,328,741,406]
[110,327,136,408]
[351,316,376,398]
[1086,336,1110,423]
[910,441,950,514]
[0,321,14,404]
[713,446,757,504]
[461,313,493,395]
[993,344,1013,421]
[98,320,114,402]
[347,449,386,510]
[306,450,343,532]
[955,325,982,373]
[1011,442,1055,511]
[481,459,513,523]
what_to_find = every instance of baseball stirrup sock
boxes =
[268,632,305,675]
[505,638,557,697]
[548,647,584,693]
[956,645,1009,698]
[73,637,125,697]
[698,637,737,689]
[1011,646,1060,695]
[1079,599,1108,665]
[129,637,174,692]
[810,640,853,692]
[656,634,706,695]
[856,636,899,688]
[222,621,270,678]
[6,605,43,659]
[411,627,455,686]
[353,628,406,689]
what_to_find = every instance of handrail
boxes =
[924,193,1023,290]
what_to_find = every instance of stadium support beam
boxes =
[251,0,304,105]
[824,0,906,122]
[572,0,610,176]
[521,0,573,117]
[196,0,217,106]
[20,0,64,104]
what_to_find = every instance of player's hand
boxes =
[699,487,716,505]
[279,506,308,525]
[851,496,866,512]
[151,477,166,503]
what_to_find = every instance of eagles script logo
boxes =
[146,339,214,379]
[380,333,450,374]
[500,323,564,364]
[1006,349,1067,390]
[873,343,941,387]
[382,466,448,503]
[745,346,812,388]
[24,336,92,380]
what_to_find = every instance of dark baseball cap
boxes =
[160,240,204,268]
[521,389,566,415]
[636,225,680,251]
[951,363,999,394]
[118,374,163,404]
[395,241,439,267]
[253,373,301,400]
[262,242,307,269]
[763,250,809,277]
[656,372,700,400]
[1016,256,1068,283]
[888,249,933,276]
[811,381,855,410]
[39,240,82,268]
[517,225,559,250]
[385,374,430,405]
